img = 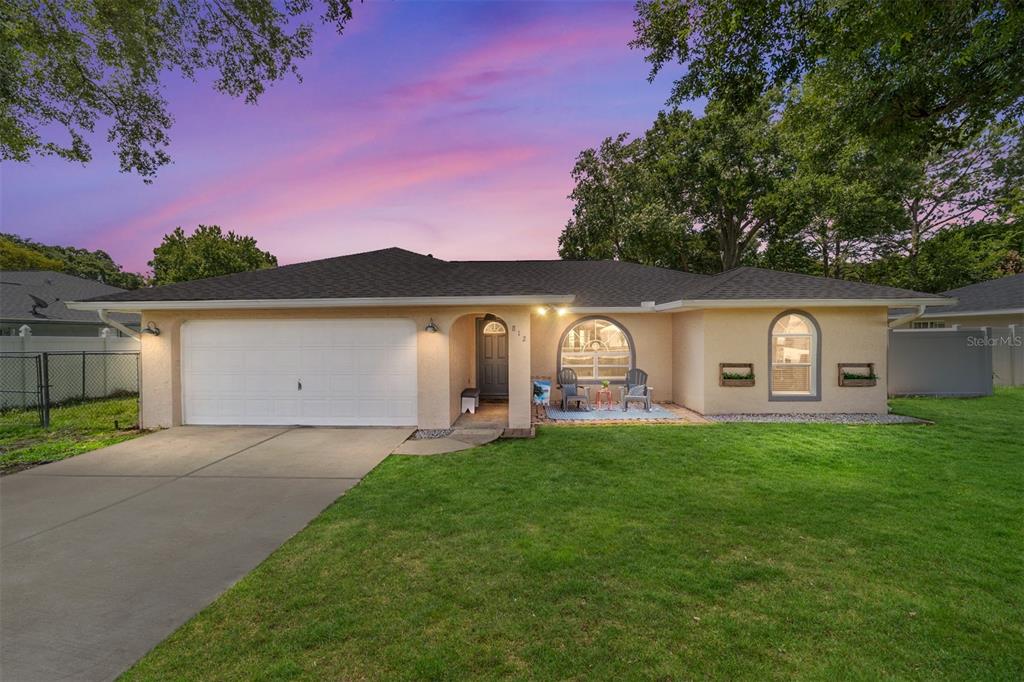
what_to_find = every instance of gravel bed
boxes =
[411,428,455,439]
[707,413,928,425]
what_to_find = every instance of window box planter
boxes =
[720,363,755,387]
[838,363,877,387]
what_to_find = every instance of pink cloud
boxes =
[376,17,634,111]
[226,144,542,230]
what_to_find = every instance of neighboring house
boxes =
[890,274,1024,329]
[0,270,140,337]
[68,248,954,430]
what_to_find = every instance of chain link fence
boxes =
[0,352,139,430]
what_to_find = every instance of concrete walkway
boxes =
[0,425,411,682]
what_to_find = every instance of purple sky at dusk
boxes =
[2,1,695,273]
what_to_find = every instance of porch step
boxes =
[449,427,503,446]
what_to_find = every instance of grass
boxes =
[124,390,1023,681]
[0,396,141,473]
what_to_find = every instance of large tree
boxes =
[558,133,714,271]
[764,90,909,278]
[648,95,788,270]
[886,122,1024,279]
[1,0,353,180]
[149,225,277,284]
[632,0,1024,146]
[0,236,65,271]
[858,221,1024,293]
[0,232,144,288]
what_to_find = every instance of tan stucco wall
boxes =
[448,314,476,423]
[671,311,705,414]
[529,312,674,401]
[893,312,1024,329]
[696,306,890,414]
[139,306,532,431]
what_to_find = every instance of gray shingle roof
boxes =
[77,248,946,308]
[685,267,947,301]
[935,274,1024,314]
[1,271,139,325]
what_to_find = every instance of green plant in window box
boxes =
[842,371,878,381]
[719,363,755,386]
[838,363,878,386]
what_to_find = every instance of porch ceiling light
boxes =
[538,304,568,316]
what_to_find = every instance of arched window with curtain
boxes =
[769,311,821,400]
[559,317,634,382]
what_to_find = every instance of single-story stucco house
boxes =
[67,248,956,431]
[890,273,1023,330]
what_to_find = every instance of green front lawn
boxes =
[0,397,141,474]
[125,390,1023,680]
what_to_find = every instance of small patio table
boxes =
[594,387,614,410]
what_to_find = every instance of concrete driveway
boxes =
[0,425,412,682]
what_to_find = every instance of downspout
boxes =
[888,304,928,330]
[98,308,141,340]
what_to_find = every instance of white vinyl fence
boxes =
[0,335,140,411]
[0,334,139,355]
[888,329,994,397]
[988,326,1024,387]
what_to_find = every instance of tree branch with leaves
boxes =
[1,0,353,181]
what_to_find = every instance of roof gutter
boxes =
[887,304,930,329]
[67,294,577,313]
[655,297,956,312]
[888,306,1024,319]
[98,308,141,340]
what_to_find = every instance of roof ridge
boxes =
[682,266,747,299]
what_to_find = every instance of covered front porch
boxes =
[444,308,532,433]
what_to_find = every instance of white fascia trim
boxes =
[66,294,577,313]
[566,306,658,314]
[654,297,956,311]
[892,307,1024,319]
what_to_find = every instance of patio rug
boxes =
[545,404,681,421]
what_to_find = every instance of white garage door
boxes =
[182,319,418,426]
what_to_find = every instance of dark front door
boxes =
[477,318,509,398]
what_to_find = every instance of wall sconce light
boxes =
[142,321,161,336]
[424,319,439,333]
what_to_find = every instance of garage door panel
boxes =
[384,374,417,397]
[389,398,416,418]
[183,319,418,426]
[355,348,387,374]
[357,399,388,418]
[327,376,358,396]
[244,399,275,418]
[245,374,294,394]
